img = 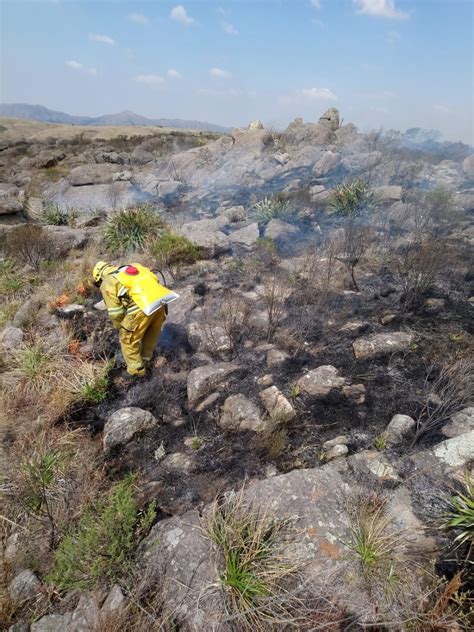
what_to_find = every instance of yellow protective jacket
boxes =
[100,264,178,329]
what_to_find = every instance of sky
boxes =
[1,0,473,142]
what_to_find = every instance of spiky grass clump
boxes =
[252,196,294,225]
[206,489,297,630]
[329,179,378,219]
[40,203,78,227]
[104,204,166,253]
[62,360,111,405]
[441,472,474,552]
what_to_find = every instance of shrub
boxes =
[328,179,378,218]
[47,474,156,590]
[40,202,78,227]
[441,472,474,552]
[206,490,297,630]
[252,196,296,225]
[149,231,202,278]
[4,224,57,270]
[104,204,166,253]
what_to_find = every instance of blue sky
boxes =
[1,0,473,141]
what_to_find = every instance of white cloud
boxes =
[65,60,97,75]
[433,104,450,113]
[222,21,239,35]
[310,0,322,8]
[134,74,164,86]
[170,5,194,26]
[279,87,338,104]
[386,30,401,45]
[89,33,115,45]
[353,0,410,20]
[128,13,149,25]
[209,67,232,79]
[167,69,182,79]
[197,87,256,99]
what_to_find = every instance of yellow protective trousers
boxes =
[119,306,166,375]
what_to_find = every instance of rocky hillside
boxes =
[0,109,473,631]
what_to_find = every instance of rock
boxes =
[352,332,414,360]
[220,394,266,432]
[339,320,368,334]
[274,152,289,165]
[257,374,273,387]
[374,186,403,204]
[112,170,133,182]
[312,151,341,176]
[31,614,73,632]
[0,194,23,216]
[351,450,401,483]
[187,363,239,405]
[259,385,296,421]
[309,184,325,196]
[103,407,159,451]
[385,414,416,445]
[131,144,154,164]
[324,444,348,461]
[323,435,349,449]
[67,593,100,632]
[228,222,259,247]
[101,584,125,616]
[187,322,231,355]
[9,569,41,602]
[177,219,231,257]
[342,383,366,405]
[68,164,119,186]
[0,326,24,350]
[162,452,196,472]
[57,304,86,318]
[248,119,264,130]
[442,407,474,438]
[432,431,474,468]
[318,107,340,131]
[296,365,347,397]
[8,623,29,632]
[462,154,474,180]
[264,218,299,240]
[424,298,445,313]
[195,392,220,412]
[266,348,289,368]
[44,226,92,256]
[157,180,184,202]
[380,313,397,325]
[36,150,66,169]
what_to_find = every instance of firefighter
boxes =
[92,261,178,377]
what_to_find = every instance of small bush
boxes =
[252,196,297,225]
[40,203,78,227]
[149,231,202,277]
[104,204,166,253]
[441,472,474,551]
[328,179,378,218]
[4,224,57,270]
[47,474,156,591]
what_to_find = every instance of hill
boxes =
[0,103,230,133]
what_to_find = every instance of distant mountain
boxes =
[0,103,230,133]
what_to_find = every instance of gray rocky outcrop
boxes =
[432,431,474,468]
[220,394,266,432]
[8,569,41,602]
[248,119,264,130]
[68,164,119,186]
[353,332,414,360]
[177,219,231,257]
[157,180,184,202]
[318,107,340,131]
[228,222,259,247]
[462,154,474,180]
[35,150,66,169]
[442,407,474,438]
[0,326,24,350]
[187,363,239,406]
[374,185,403,204]
[187,322,231,355]
[103,407,159,451]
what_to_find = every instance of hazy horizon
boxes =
[1,0,473,143]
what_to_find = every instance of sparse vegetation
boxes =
[149,231,202,278]
[252,195,298,225]
[441,472,474,553]
[40,202,78,227]
[47,474,156,591]
[4,224,57,270]
[206,490,297,630]
[104,204,166,253]
[329,179,379,218]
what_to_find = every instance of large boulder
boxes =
[157,180,184,203]
[312,151,341,176]
[442,407,474,438]
[353,332,414,360]
[318,107,340,131]
[432,431,474,468]
[220,394,266,432]
[103,407,158,451]
[0,326,24,350]
[296,365,347,397]
[385,414,416,446]
[8,569,41,602]
[187,363,239,406]
[187,322,231,355]
[228,222,259,247]
[35,150,66,169]
[248,119,264,130]
[177,220,231,257]
[264,219,299,242]
[374,185,403,205]
[67,164,120,186]
[0,183,23,216]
